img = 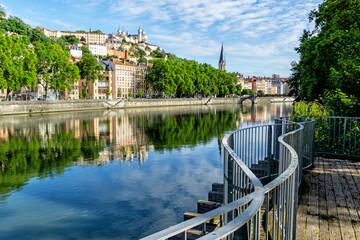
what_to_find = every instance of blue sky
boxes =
[1,0,322,77]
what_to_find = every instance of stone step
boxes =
[183,212,219,233]
[197,200,222,214]
[212,183,223,192]
[208,191,223,203]
[184,212,201,221]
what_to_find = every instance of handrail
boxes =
[141,116,358,240]
[142,120,304,240]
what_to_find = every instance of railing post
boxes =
[267,126,272,177]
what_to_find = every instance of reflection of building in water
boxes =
[111,116,152,162]
[238,103,292,125]
[0,126,14,140]
[113,116,136,147]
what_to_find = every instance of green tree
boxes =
[128,88,133,99]
[257,90,264,96]
[34,42,79,99]
[56,35,80,50]
[77,53,103,98]
[81,45,91,54]
[289,0,360,116]
[137,88,143,98]
[117,88,122,98]
[241,89,254,96]
[0,34,37,100]
[0,5,6,19]
[106,87,111,99]
[92,30,102,33]
[145,46,151,51]
[138,57,147,63]
[80,86,88,99]
[29,28,51,44]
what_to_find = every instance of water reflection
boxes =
[0,102,292,239]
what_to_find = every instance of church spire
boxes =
[219,42,226,71]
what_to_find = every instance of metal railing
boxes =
[141,116,357,240]
[310,116,360,158]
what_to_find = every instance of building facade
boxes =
[87,44,107,56]
[37,27,108,45]
[69,45,82,58]
[111,60,136,99]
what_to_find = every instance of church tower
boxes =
[138,26,142,42]
[219,43,226,71]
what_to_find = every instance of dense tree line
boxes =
[146,58,241,97]
[289,0,360,116]
[0,9,103,100]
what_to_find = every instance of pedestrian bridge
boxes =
[239,94,257,104]
[142,116,359,240]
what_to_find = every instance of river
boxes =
[0,102,292,240]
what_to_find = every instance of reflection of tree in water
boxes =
[144,110,241,151]
[0,129,105,201]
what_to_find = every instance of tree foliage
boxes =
[146,58,240,97]
[138,57,147,63]
[257,90,264,96]
[77,53,103,84]
[0,5,5,19]
[289,0,360,116]
[56,35,80,50]
[241,89,254,96]
[34,42,80,99]
[0,34,37,99]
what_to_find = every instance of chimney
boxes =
[125,50,129,61]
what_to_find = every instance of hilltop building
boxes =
[219,43,226,71]
[116,26,148,43]
[37,27,108,45]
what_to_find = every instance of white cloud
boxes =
[22,18,41,27]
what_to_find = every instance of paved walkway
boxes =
[296,157,360,240]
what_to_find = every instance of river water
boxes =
[0,102,292,240]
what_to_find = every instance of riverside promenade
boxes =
[297,157,360,240]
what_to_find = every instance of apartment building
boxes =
[60,82,80,100]
[111,60,136,99]
[135,64,148,96]
[87,44,107,56]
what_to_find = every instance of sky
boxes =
[1,0,323,77]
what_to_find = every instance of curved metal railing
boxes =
[141,116,358,240]
[141,117,315,240]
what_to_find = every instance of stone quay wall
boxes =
[0,97,295,116]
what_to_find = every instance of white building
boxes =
[69,45,82,58]
[87,44,107,56]
[116,26,148,44]
[37,27,108,45]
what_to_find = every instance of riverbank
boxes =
[0,96,295,116]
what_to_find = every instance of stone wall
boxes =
[0,97,294,116]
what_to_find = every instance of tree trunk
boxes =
[45,81,48,100]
